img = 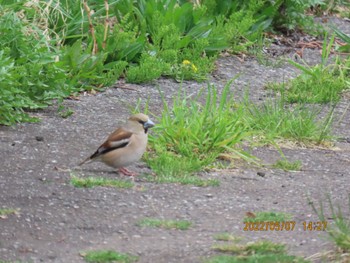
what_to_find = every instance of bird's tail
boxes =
[78,156,93,166]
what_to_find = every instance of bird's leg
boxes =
[118,167,137,176]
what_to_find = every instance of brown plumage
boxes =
[79,113,154,176]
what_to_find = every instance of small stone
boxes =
[257,172,265,177]
[35,136,44,142]
[273,201,278,204]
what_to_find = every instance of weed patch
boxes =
[244,211,293,223]
[82,250,138,263]
[272,159,302,171]
[310,195,350,253]
[137,218,192,230]
[242,97,334,145]
[269,70,348,104]
[268,35,350,104]
[70,175,133,189]
[145,78,335,181]
[206,254,309,263]
[0,208,19,219]
[145,81,254,180]
[214,233,242,242]
[209,240,309,263]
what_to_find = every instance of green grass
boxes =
[0,2,124,125]
[58,106,74,119]
[268,34,349,104]
[0,0,263,125]
[272,159,302,171]
[242,97,334,145]
[209,240,309,263]
[268,70,348,104]
[206,254,310,263]
[136,37,343,181]
[309,195,350,253]
[70,175,134,189]
[332,25,350,52]
[137,217,192,230]
[145,81,255,181]
[244,211,293,222]
[145,150,209,180]
[2,0,349,125]
[214,233,242,242]
[213,241,286,254]
[144,78,335,181]
[82,250,138,263]
[0,208,19,218]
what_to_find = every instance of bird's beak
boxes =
[144,119,155,129]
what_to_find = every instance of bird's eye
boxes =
[138,120,145,125]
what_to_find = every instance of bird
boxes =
[79,113,155,176]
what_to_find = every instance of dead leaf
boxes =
[246,212,256,218]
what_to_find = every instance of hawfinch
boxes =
[79,113,155,176]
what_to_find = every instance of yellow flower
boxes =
[191,64,198,73]
[182,59,198,72]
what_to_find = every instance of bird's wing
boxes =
[79,128,133,165]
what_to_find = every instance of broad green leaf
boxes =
[117,42,144,61]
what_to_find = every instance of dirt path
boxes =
[1,18,350,263]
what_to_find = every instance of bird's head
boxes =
[129,113,155,133]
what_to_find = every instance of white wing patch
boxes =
[108,138,130,148]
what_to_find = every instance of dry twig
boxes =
[83,0,98,55]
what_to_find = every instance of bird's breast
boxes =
[101,133,148,168]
